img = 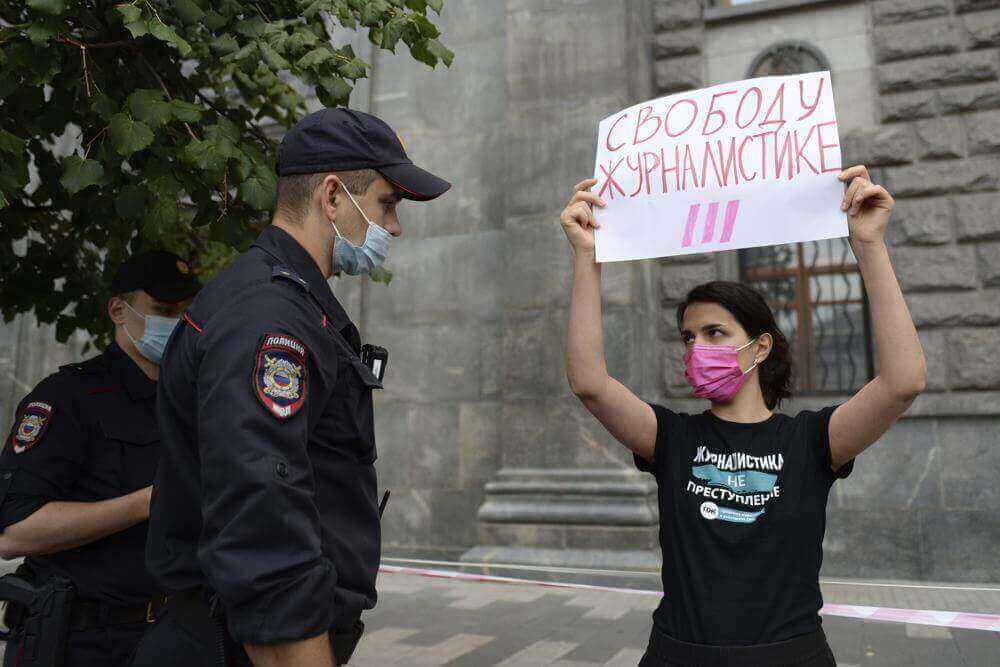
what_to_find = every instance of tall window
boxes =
[739,44,874,393]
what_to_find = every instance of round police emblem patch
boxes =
[10,401,54,454]
[253,333,308,420]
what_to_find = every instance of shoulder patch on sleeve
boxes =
[253,333,309,420]
[10,401,55,454]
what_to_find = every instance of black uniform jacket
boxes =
[0,343,162,606]
[146,224,382,644]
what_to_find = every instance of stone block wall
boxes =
[857,2,1000,398]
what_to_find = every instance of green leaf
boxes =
[210,213,246,249]
[239,171,276,211]
[183,138,227,172]
[124,19,149,39]
[114,185,147,219]
[286,27,319,52]
[108,114,154,157]
[203,9,228,30]
[405,0,428,13]
[428,0,443,12]
[259,42,290,70]
[338,56,367,80]
[169,100,203,123]
[369,266,393,284]
[411,14,440,38]
[146,196,179,232]
[360,4,382,26]
[27,0,66,16]
[297,46,334,69]
[128,89,173,128]
[55,315,78,343]
[319,76,352,105]
[60,155,104,194]
[25,21,59,46]
[224,41,257,63]
[235,17,266,38]
[233,151,254,181]
[301,0,327,19]
[210,34,239,56]
[174,0,205,25]
[207,116,240,143]
[427,38,454,66]
[0,129,25,155]
[149,19,192,55]
[90,93,118,121]
[116,4,142,23]
[380,17,408,51]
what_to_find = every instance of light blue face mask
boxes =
[123,301,179,365]
[331,188,391,276]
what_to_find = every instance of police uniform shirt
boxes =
[0,342,162,606]
[147,224,382,645]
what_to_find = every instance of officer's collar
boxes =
[105,342,157,400]
[252,225,353,332]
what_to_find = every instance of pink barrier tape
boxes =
[379,565,1000,632]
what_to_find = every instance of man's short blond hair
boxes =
[275,169,379,222]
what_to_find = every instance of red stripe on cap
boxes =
[183,313,203,333]
[380,172,448,202]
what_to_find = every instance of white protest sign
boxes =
[592,71,847,262]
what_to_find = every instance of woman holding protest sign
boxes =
[560,164,925,666]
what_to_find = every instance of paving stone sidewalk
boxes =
[352,570,1000,666]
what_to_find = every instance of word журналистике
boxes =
[597,78,840,200]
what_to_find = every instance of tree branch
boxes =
[192,89,273,149]
[136,50,200,142]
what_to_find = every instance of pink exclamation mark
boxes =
[701,202,720,244]
[720,200,740,243]
[681,204,700,248]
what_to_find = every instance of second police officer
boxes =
[132,108,450,667]
[0,252,200,667]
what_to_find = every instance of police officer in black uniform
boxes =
[131,108,450,667]
[0,251,201,667]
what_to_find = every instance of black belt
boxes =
[646,627,832,667]
[69,594,165,631]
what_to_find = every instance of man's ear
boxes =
[108,296,126,326]
[319,174,342,223]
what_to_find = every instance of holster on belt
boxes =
[0,569,75,667]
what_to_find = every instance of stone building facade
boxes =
[2,0,998,582]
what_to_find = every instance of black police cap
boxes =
[276,108,451,201]
[110,250,201,303]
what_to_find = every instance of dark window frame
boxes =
[737,43,874,394]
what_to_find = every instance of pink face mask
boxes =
[683,338,759,403]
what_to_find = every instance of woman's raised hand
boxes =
[559,178,606,255]
[839,165,895,245]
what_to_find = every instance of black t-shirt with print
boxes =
[635,404,853,646]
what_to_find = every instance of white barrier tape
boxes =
[378,564,1000,633]
[383,557,1000,593]
[381,557,657,578]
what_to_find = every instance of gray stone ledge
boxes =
[704,0,855,24]
[484,480,657,496]
[460,546,661,572]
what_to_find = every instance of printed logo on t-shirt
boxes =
[687,445,783,524]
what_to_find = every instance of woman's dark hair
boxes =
[675,281,793,410]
